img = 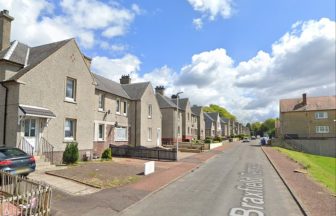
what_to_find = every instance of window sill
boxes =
[64,98,77,104]
[116,112,121,115]
[64,138,76,143]
[115,140,128,142]
[98,109,105,113]
[147,139,152,142]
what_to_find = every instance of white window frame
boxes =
[65,77,76,102]
[98,124,105,141]
[148,127,152,141]
[98,94,105,111]
[148,104,152,118]
[64,118,76,141]
[116,99,120,114]
[115,127,128,141]
[315,112,328,119]
[316,126,329,133]
[123,101,127,116]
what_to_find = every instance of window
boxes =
[64,119,76,140]
[116,99,120,113]
[315,112,328,119]
[123,101,127,115]
[65,78,76,101]
[98,94,105,111]
[98,124,105,140]
[24,119,36,137]
[188,127,190,134]
[316,126,329,133]
[115,127,128,141]
[148,104,152,118]
[178,126,180,135]
[148,127,152,141]
[178,111,181,120]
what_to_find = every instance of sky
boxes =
[0,0,335,123]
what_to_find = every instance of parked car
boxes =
[0,147,36,176]
[251,136,256,140]
[242,138,250,143]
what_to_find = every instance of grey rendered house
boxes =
[155,86,182,145]
[92,74,131,156]
[0,10,162,163]
[191,105,205,140]
[204,112,215,138]
[206,112,222,137]
[121,76,162,148]
[220,117,229,138]
[171,97,194,141]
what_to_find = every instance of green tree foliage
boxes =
[62,142,79,164]
[251,118,276,137]
[203,104,236,120]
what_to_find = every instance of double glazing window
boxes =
[316,126,329,133]
[24,119,36,137]
[315,112,328,119]
[66,78,76,101]
[98,94,105,110]
[65,119,76,140]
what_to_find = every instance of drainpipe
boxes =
[0,82,8,146]
[134,101,137,147]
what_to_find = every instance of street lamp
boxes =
[175,91,183,160]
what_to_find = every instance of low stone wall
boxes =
[274,138,336,158]
[209,142,223,149]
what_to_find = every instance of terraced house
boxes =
[0,10,161,163]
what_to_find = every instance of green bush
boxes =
[213,136,222,142]
[204,137,212,144]
[101,148,112,160]
[63,142,79,164]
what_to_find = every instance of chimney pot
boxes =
[120,74,131,84]
[302,93,307,105]
[155,85,165,95]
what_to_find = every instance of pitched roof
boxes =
[4,39,72,81]
[156,93,178,109]
[93,73,130,99]
[280,96,336,112]
[122,82,150,100]
[220,117,229,124]
[171,98,189,110]
[204,112,214,128]
[191,106,203,116]
[207,112,220,121]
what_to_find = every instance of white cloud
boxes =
[91,54,141,82]
[0,0,138,48]
[147,18,335,123]
[193,18,203,30]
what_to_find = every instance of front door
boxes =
[24,118,39,152]
[157,128,161,146]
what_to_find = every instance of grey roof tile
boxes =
[156,94,177,109]
[93,73,130,99]
[191,106,202,116]
[122,82,150,100]
[204,112,214,129]
[19,105,56,118]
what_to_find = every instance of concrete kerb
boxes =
[118,144,232,215]
[261,146,309,216]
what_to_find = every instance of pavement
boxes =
[119,140,303,216]
[262,145,336,216]
[44,142,234,216]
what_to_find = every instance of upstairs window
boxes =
[148,104,152,118]
[116,99,120,113]
[148,127,152,141]
[123,101,127,115]
[315,112,328,119]
[98,94,105,111]
[65,78,76,101]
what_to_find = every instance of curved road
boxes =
[119,140,303,216]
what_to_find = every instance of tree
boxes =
[203,104,236,120]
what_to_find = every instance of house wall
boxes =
[0,81,19,146]
[137,85,162,148]
[93,89,130,156]
[182,102,193,141]
[198,110,205,140]
[0,62,22,81]
[280,109,336,138]
[18,40,96,160]
[160,108,182,144]
[191,114,198,140]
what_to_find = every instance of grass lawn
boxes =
[273,147,336,194]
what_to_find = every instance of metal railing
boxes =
[39,138,54,165]
[19,138,34,156]
[110,145,177,161]
[0,171,52,216]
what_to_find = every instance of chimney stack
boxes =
[120,74,131,84]
[0,10,14,51]
[302,93,307,105]
[155,86,165,95]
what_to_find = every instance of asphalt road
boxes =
[119,140,303,216]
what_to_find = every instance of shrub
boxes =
[213,136,222,142]
[101,148,112,160]
[204,137,212,144]
[63,142,79,164]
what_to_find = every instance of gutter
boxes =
[0,82,8,146]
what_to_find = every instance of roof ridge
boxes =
[3,40,18,60]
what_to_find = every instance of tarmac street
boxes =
[119,140,303,216]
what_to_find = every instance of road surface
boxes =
[119,140,303,216]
